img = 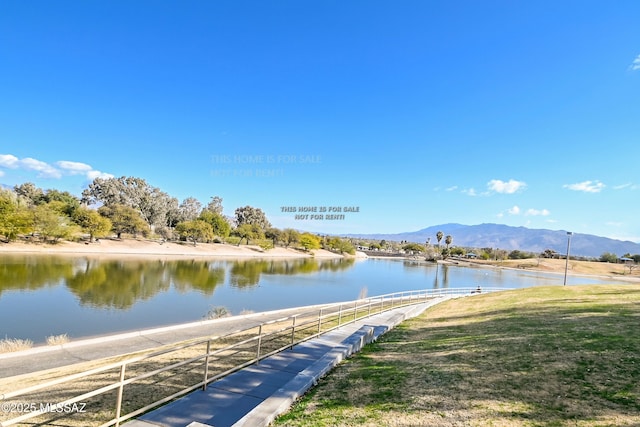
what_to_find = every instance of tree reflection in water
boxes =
[229,258,355,289]
[0,255,356,309]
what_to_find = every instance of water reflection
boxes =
[66,259,171,309]
[0,255,633,341]
[172,260,225,295]
[0,255,355,308]
[0,255,76,292]
[229,258,355,289]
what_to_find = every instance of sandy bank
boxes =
[0,239,349,260]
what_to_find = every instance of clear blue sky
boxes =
[1,1,639,241]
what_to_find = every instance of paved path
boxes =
[123,298,450,427]
[1,295,459,427]
[0,303,341,378]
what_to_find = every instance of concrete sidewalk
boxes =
[124,297,451,427]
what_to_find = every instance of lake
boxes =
[0,254,630,343]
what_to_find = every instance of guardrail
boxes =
[0,287,505,427]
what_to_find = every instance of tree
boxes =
[30,204,75,242]
[265,227,282,247]
[81,176,175,230]
[445,235,453,250]
[599,252,618,263]
[178,197,202,222]
[327,237,355,254]
[199,210,231,241]
[204,196,224,215]
[450,246,465,256]
[234,205,271,230]
[508,250,529,260]
[43,189,80,216]
[402,243,425,253]
[175,220,214,246]
[299,232,321,251]
[98,204,148,239]
[14,182,45,206]
[281,228,301,247]
[0,190,31,241]
[73,207,112,242]
[233,223,263,246]
[436,231,444,249]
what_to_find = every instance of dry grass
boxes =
[0,337,33,354]
[0,305,365,427]
[46,334,70,346]
[479,257,638,279]
[275,285,640,426]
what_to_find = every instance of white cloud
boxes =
[508,205,521,215]
[21,157,62,178]
[462,188,477,196]
[563,180,605,193]
[87,170,114,180]
[630,54,640,71]
[0,170,4,177]
[525,208,550,216]
[0,153,112,181]
[56,161,93,175]
[445,186,458,192]
[0,154,20,168]
[488,179,526,194]
[613,183,639,190]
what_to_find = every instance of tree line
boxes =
[0,177,355,254]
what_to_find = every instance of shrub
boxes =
[46,334,70,345]
[0,337,33,353]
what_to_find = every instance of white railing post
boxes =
[290,316,297,349]
[317,308,323,333]
[338,304,343,325]
[114,363,127,427]
[353,300,358,321]
[256,324,263,364]
[202,340,211,391]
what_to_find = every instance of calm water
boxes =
[0,255,630,342]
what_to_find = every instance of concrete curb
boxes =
[231,325,376,427]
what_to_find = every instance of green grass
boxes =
[274,285,640,427]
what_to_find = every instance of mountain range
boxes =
[346,223,640,258]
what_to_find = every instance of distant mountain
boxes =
[346,223,640,258]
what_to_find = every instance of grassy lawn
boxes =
[274,285,640,426]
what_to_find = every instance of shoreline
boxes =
[366,253,640,284]
[0,240,636,282]
[0,239,356,260]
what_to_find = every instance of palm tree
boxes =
[445,235,452,250]
[436,231,443,249]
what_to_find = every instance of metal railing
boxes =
[0,287,505,427]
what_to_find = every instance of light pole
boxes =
[563,232,573,286]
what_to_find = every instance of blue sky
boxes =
[1,1,639,241]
